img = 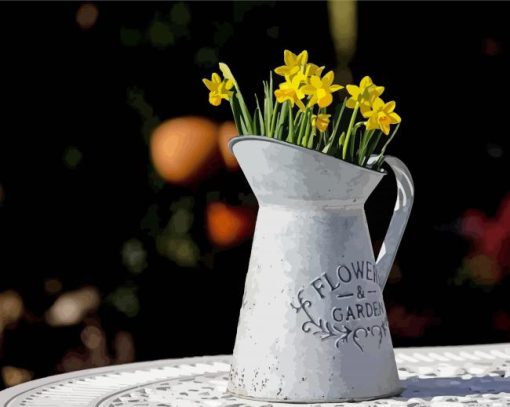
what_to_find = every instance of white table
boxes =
[0,343,509,406]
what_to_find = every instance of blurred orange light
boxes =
[46,287,100,327]
[81,325,103,350]
[218,121,240,171]
[1,366,32,387]
[206,202,257,248]
[0,290,23,333]
[150,117,220,185]
[76,3,98,30]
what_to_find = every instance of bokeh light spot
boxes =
[44,278,63,294]
[63,146,82,169]
[107,285,139,318]
[121,239,147,275]
[195,47,218,68]
[46,287,100,327]
[170,3,191,26]
[76,3,98,30]
[149,21,174,48]
[0,291,24,332]
[1,366,32,387]
[120,27,142,47]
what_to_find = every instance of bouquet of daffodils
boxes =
[203,50,401,170]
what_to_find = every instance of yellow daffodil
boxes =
[274,72,307,110]
[274,50,308,78]
[363,98,401,135]
[346,76,384,109]
[219,63,237,87]
[312,113,331,132]
[304,63,325,77]
[302,71,343,108]
[202,72,234,106]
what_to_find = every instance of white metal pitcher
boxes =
[227,136,414,403]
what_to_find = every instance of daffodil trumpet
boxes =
[203,51,402,171]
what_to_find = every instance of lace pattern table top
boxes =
[0,343,509,407]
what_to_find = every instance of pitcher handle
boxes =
[370,155,414,289]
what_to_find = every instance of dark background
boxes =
[0,1,508,388]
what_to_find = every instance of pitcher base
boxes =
[227,385,403,404]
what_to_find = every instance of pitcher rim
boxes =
[229,135,387,177]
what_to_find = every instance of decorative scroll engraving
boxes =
[290,288,388,352]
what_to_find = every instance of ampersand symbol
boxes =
[356,285,365,299]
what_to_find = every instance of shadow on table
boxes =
[399,375,508,399]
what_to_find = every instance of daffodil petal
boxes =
[318,92,333,108]
[372,97,384,110]
[389,112,401,123]
[366,115,379,130]
[345,97,357,109]
[296,98,306,111]
[360,76,373,88]
[360,104,373,118]
[346,85,360,97]
[209,93,221,106]
[310,76,322,88]
[301,85,315,95]
[374,86,385,97]
[284,50,296,66]
[297,50,308,66]
[212,73,221,83]
[202,78,214,91]
[323,71,334,87]
[274,66,288,76]
[384,101,396,113]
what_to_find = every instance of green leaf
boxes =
[338,131,346,148]
[229,96,242,135]
[254,95,265,136]
[234,93,253,134]
[270,102,279,137]
[239,115,250,135]
[263,81,270,137]
[275,102,288,140]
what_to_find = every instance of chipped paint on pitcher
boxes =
[227,136,414,403]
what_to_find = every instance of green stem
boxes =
[294,110,303,128]
[276,102,289,140]
[342,103,359,160]
[364,131,382,166]
[349,125,357,161]
[322,99,345,155]
[303,110,311,147]
[267,72,274,136]
[307,127,316,149]
[269,102,278,137]
[358,128,374,165]
[296,108,309,146]
[373,123,401,169]
[287,102,295,143]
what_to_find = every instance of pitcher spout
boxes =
[230,136,385,207]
